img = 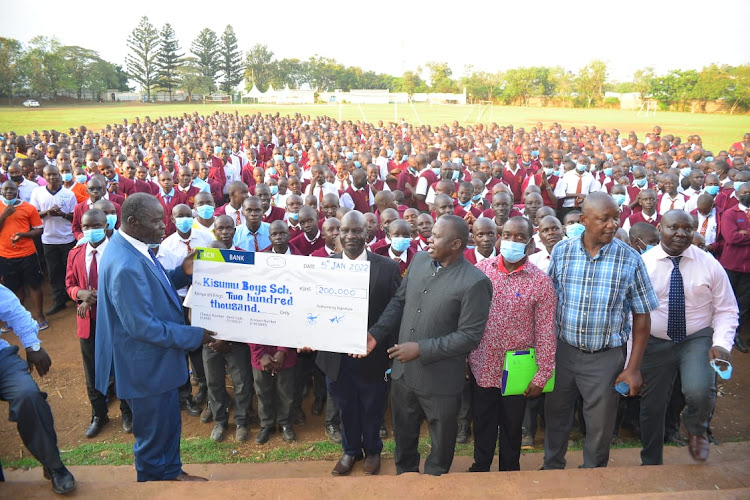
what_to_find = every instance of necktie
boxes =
[148,248,180,304]
[89,249,98,290]
[235,210,241,226]
[183,239,192,254]
[574,175,583,207]
[318,187,324,204]
[700,216,709,237]
[164,195,171,205]
[250,231,260,251]
[669,198,675,211]
[666,256,686,343]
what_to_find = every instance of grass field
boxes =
[1,102,748,153]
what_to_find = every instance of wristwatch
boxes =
[28,342,41,352]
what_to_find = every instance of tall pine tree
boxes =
[125,16,159,101]
[190,28,219,93]
[219,25,243,95]
[156,23,184,102]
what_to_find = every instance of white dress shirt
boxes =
[528,247,551,272]
[696,209,719,247]
[554,171,601,207]
[641,244,738,352]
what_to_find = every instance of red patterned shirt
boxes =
[469,256,557,389]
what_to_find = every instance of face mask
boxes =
[678,167,692,178]
[499,239,528,263]
[705,156,714,162]
[466,245,476,250]
[472,194,482,202]
[457,198,471,208]
[739,194,750,207]
[452,171,460,181]
[82,228,106,244]
[408,167,418,176]
[603,168,613,177]
[432,167,441,176]
[288,212,299,221]
[10,175,23,183]
[273,154,283,162]
[196,205,215,219]
[635,177,647,187]
[605,153,613,160]
[2,197,19,206]
[557,169,565,177]
[576,164,587,173]
[213,146,222,155]
[640,244,656,255]
[314,141,320,149]
[734,182,746,192]
[453,158,462,165]
[531,150,539,158]
[268,167,277,175]
[544,167,554,176]
[566,223,585,238]
[105,214,117,230]
[354,161,361,168]
[612,194,626,206]
[401,155,408,162]
[174,216,193,233]
[391,236,411,253]
[61,172,73,182]
[704,185,720,196]
[345,152,354,160]
[75,174,87,184]
[479,156,486,162]
[387,149,393,158]
[270,185,279,195]
[147,243,160,249]
[285,157,294,164]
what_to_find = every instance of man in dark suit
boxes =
[95,193,216,482]
[317,211,402,476]
[364,215,493,476]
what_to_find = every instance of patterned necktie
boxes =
[700,216,709,237]
[669,197,675,211]
[574,175,583,207]
[666,256,686,343]
[249,231,260,251]
[89,249,98,290]
[318,187,324,204]
[235,210,241,226]
[183,239,192,254]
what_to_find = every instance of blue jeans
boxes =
[639,328,715,465]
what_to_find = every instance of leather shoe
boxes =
[331,454,361,476]
[281,424,296,442]
[44,303,66,316]
[456,423,471,444]
[194,384,208,405]
[734,335,748,353]
[170,471,208,481]
[210,423,226,442]
[326,424,342,444]
[363,454,381,475]
[311,397,324,416]
[181,398,201,417]
[688,434,710,462]
[200,406,213,423]
[256,425,276,444]
[85,415,109,438]
[122,413,133,434]
[44,466,77,494]
[236,424,249,442]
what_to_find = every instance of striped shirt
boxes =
[548,234,658,352]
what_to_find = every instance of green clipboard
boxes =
[501,349,555,396]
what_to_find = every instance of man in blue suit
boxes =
[95,193,216,482]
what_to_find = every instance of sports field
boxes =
[1,102,748,153]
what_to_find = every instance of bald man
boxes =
[365,215,493,476]
[544,192,658,470]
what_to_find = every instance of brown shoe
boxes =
[331,454,361,476]
[170,472,208,481]
[363,454,381,475]
[688,434,710,462]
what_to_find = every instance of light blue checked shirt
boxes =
[0,284,40,351]
[233,221,271,252]
[548,234,658,352]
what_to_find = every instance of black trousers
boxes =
[391,378,461,476]
[42,241,75,306]
[79,322,130,418]
[727,270,750,333]
[0,346,63,470]
[471,381,527,471]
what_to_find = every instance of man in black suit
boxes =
[364,215,493,476]
[317,211,402,476]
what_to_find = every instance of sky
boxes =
[4,0,749,86]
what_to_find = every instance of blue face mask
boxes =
[612,194,626,206]
[734,181,745,192]
[196,205,215,219]
[576,164,587,173]
[544,167,555,176]
[605,153,613,160]
[452,170,460,181]
[61,172,73,182]
[640,244,656,255]
[557,169,565,177]
[705,156,714,162]
[354,161,361,168]
[472,194,482,202]
[603,167,613,177]
[174,216,193,234]
[105,214,117,230]
[268,167,277,175]
[479,156,486,162]
[408,167,418,176]
[147,243,160,249]
[2,197,19,206]
[75,174,87,184]
[345,151,354,159]
[457,198,471,208]
[273,154,283,162]
[288,212,299,221]
[566,223,585,238]
[531,150,539,158]
[82,228,106,244]
[391,236,411,253]
[635,177,648,187]
[401,155,409,162]
[314,141,320,149]
[270,185,279,195]
[387,149,393,158]
[432,167,441,176]
[704,185,720,196]
[453,158,462,165]
[284,157,294,164]
[499,239,528,263]
[680,167,692,177]
[214,146,222,155]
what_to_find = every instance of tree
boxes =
[244,44,276,92]
[61,46,100,100]
[191,28,220,92]
[692,64,731,112]
[156,23,184,102]
[178,57,214,101]
[19,36,66,99]
[218,25,243,95]
[576,60,608,107]
[0,37,22,103]
[393,70,427,94]
[726,65,750,114]
[633,67,655,102]
[425,61,457,93]
[549,66,574,107]
[125,16,160,101]
[88,60,131,99]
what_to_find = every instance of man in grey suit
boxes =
[364,215,493,476]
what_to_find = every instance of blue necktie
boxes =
[148,248,181,305]
[666,256,686,343]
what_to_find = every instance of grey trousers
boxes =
[640,328,715,465]
[253,367,295,428]
[543,339,625,469]
[202,342,253,426]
